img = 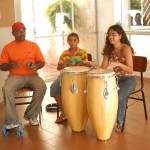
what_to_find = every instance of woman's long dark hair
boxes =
[102,24,134,55]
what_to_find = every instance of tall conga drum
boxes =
[61,66,90,132]
[86,69,118,140]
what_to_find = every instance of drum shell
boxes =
[86,73,118,140]
[61,67,90,132]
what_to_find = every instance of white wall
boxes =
[96,0,114,65]
[0,28,12,102]
[0,0,22,102]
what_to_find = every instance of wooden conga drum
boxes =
[86,69,118,140]
[61,66,90,132]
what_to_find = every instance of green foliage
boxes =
[45,0,78,32]
[115,22,122,26]
[131,0,141,10]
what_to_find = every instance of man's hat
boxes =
[12,22,26,30]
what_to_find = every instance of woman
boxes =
[86,24,137,132]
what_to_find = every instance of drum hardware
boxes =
[84,89,87,94]
[83,78,87,94]
[113,86,120,91]
[70,78,78,94]
[115,76,120,90]
[103,80,109,99]
[84,88,87,94]
[59,75,62,86]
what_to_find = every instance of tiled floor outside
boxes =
[39,64,60,82]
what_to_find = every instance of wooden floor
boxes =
[0,78,150,150]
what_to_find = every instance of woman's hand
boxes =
[109,61,121,68]
[83,61,101,69]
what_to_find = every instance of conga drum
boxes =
[86,69,118,140]
[61,66,90,132]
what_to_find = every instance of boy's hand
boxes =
[83,61,94,67]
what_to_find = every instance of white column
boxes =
[96,0,115,65]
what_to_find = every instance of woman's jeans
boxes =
[117,76,136,125]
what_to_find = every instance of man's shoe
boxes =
[6,123,14,129]
[13,123,19,128]
[6,123,19,129]
[29,118,39,126]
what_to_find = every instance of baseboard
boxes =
[144,77,150,82]
[0,101,4,107]
[135,76,150,82]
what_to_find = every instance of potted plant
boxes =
[45,0,78,32]
[131,0,141,10]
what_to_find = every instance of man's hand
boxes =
[9,61,20,69]
[0,62,20,71]
[29,64,37,71]
[27,61,45,71]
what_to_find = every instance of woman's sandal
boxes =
[115,124,123,132]
[55,117,67,124]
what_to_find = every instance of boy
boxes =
[50,33,88,123]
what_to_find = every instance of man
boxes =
[134,13,142,25]
[0,22,47,129]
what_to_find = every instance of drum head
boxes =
[88,69,115,77]
[63,66,90,73]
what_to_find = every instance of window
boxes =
[21,0,98,80]
[131,0,150,26]
[121,0,150,60]
[122,0,150,29]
